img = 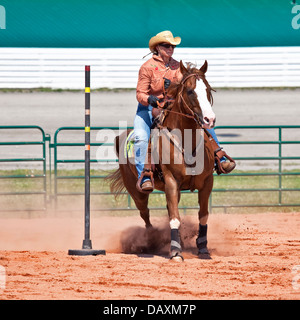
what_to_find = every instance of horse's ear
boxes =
[180,60,188,74]
[200,60,208,74]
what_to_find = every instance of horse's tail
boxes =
[104,135,126,198]
[105,168,125,197]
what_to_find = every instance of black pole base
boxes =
[82,239,92,249]
[68,249,106,256]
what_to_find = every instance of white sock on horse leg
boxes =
[170,218,180,229]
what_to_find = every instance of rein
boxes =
[157,72,205,127]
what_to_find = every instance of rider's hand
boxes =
[164,78,171,90]
[147,95,159,108]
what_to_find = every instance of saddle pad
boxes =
[124,130,135,159]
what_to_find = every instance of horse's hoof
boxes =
[170,252,184,262]
[171,255,184,262]
[198,247,209,254]
[198,253,211,260]
[198,248,211,260]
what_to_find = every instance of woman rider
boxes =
[134,30,235,192]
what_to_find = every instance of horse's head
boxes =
[175,60,216,129]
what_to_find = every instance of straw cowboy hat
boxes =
[149,30,181,52]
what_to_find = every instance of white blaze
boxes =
[194,78,216,129]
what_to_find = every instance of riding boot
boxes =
[204,129,236,175]
[136,142,154,193]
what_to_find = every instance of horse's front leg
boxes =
[197,175,213,258]
[164,174,184,261]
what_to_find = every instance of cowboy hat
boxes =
[149,30,181,52]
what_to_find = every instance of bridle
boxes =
[157,72,209,128]
[177,72,204,127]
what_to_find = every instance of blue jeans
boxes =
[133,103,153,181]
[207,128,226,162]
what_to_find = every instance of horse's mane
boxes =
[167,62,198,98]
[167,62,214,106]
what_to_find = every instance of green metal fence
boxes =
[211,125,300,212]
[0,125,299,213]
[51,125,300,213]
[52,126,119,211]
[0,125,50,212]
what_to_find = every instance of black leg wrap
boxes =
[170,228,182,253]
[196,224,209,255]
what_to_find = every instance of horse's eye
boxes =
[187,89,194,95]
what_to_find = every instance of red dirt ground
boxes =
[0,212,299,300]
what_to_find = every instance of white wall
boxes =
[0,47,300,89]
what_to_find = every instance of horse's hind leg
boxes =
[131,192,152,228]
[119,165,152,228]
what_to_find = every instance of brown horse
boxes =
[107,60,215,260]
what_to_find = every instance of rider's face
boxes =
[156,43,175,61]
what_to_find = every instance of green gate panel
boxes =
[0,0,299,48]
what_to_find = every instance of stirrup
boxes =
[214,149,236,175]
[136,168,154,194]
